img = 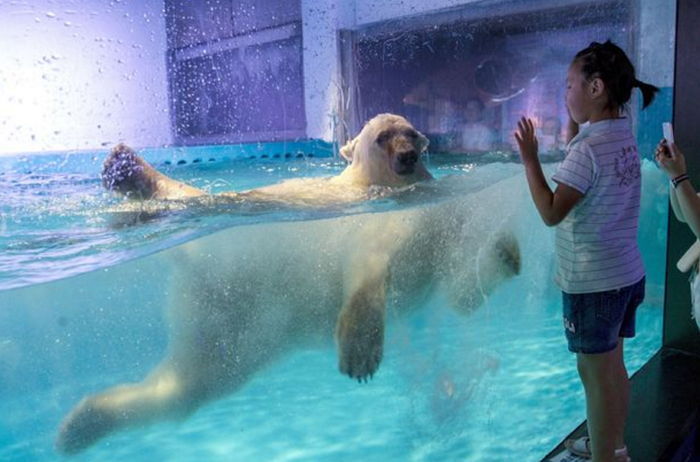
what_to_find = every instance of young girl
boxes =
[515,40,658,462]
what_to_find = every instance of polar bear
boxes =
[55,114,521,454]
[101,113,433,206]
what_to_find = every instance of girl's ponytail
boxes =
[633,78,660,109]
[575,41,659,111]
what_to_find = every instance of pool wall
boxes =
[0,139,335,176]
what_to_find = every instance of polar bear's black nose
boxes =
[397,150,418,166]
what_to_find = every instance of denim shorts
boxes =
[562,277,645,354]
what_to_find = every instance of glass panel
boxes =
[0,0,675,460]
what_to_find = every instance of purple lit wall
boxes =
[0,1,674,156]
[0,1,171,156]
[164,0,306,145]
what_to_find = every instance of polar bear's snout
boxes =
[394,148,419,174]
[386,130,423,175]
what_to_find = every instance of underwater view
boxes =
[0,0,678,461]
[0,152,667,461]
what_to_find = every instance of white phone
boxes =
[663,122,675,144]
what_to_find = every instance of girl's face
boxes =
[565,61,593,124]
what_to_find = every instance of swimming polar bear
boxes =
[100,113,433,206]
[55,114,521,454]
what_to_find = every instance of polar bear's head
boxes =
[338,114,432,187]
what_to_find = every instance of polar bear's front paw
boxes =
[55,397,116,454]
[335,306,384,382]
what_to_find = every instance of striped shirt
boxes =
[551,118,645,294]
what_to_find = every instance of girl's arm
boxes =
[515,117,583,226]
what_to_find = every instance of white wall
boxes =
[0,0,171,156]
[300,0,354,142]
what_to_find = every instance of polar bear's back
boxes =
[166,218,350,342]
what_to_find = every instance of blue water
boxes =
[0,149,667,461]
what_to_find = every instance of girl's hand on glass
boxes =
[514,117,539,165]
[655,139,687,178]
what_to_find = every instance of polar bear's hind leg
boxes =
[56,366,201,454]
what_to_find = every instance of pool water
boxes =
[0,152,518,291]
[0,150,667,461]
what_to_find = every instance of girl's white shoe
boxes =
[564,436,629,460]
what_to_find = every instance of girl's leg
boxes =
[615,339,630,451]
[577,339,629,462]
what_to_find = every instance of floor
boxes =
[543,347,700,462]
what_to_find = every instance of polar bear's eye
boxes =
[376,131,392,144]
[404,130,418,139]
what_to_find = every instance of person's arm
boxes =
[515,117,583,226]
[673,180,700,238]
[656,140,700,236]
[656,139,687,222]
[669,186,686,222]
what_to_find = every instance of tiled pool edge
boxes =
[0,139,336,175]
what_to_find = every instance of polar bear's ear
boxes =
[339,136,358,162]
[417,131,430,152]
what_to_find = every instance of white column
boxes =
[300,0,355,141]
